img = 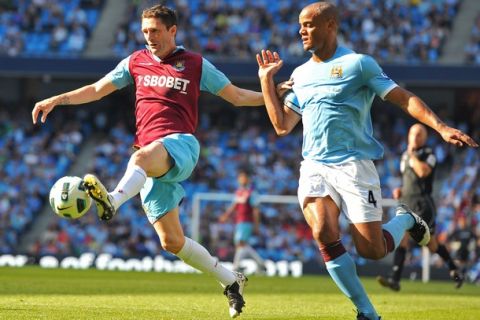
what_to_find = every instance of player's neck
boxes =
[311,41,337,63]
[153,44,177,60]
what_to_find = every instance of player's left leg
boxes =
[233,224,266,273]
[141,136,246,318]
[152,208,247,318]
[337,160,428,260]
[377,235,409,292]
[428,237,464,288]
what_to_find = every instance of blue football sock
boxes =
[326,252,379,320]
[382,213,414,248]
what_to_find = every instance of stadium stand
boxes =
[465,12,480,64]
[0,103,89,254]
[112,0,461,63]
[0,0,104,57]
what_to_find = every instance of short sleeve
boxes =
[249,191,260,207]
[200,58,231,94]
[425,153,437,168]
[283,90,302,115]
[106,56,133,89]
[360,55,398,100]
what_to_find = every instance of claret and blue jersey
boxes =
[106,46,230,147]
[283,46,398,164]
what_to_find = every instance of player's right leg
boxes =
[83,174,117,220]
[153,208,247,318]
[303,197,380,320]
[299,160,380,320]
[84,140,170,220]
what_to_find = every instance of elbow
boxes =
[417,172,429,179]
[275,127,290,136]
[416,170,431,179]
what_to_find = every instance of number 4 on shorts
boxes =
[368,190,377,208]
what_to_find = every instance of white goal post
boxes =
[191,193,431,282]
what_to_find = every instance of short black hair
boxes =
[142,4,177,29]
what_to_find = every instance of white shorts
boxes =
[298,159,383,223]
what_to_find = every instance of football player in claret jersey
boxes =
[256,1,478,320]
[32,4,264,318]
[219,169,267,274]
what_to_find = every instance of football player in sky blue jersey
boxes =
[256,2,478,320]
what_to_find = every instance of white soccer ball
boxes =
[49,176,92,219]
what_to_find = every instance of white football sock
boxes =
[110,165,147,209]
[243,245,265,266]
[233,247,247,270]
[176,237,236,287]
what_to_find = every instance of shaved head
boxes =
[302,1,339,29]
[408,123,428,149]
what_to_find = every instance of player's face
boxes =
[408,125,427,149]
[298,8,329,52]
[142,17,176,57]
[238,173,249,187]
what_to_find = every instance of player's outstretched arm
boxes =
[217,84,264,107]
[257,50,300,136]
[385,87,479,148]
[32,76,118,124]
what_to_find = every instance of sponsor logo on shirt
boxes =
[137,75,190,94]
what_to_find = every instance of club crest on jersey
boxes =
[173,60,185,71]
[330,65,343,78]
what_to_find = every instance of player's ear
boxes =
[168,25,177,37]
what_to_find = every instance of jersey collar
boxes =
[146,45,185,62]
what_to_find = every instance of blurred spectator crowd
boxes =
[114,0,460,64]
[0,104,89,254]
[0,0,461,64]
[465,13,480,65]
[8,100,477,283]
[0,0,103,57]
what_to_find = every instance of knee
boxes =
[131,149,151,168]
[356,244,385,260]
[160,235,184,254]
[311,224,337,246]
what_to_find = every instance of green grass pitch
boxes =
[0,266,479,319]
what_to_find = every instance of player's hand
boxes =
[438,125,478,148]
[392,187,402,200]
[257,50,283,79]
[276,79,294,98]
[218,213,228,223]
[32,98,57,124]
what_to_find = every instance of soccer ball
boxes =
[49,176,92,219]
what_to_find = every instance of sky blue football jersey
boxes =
[284,46,398,164]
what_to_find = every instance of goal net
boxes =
[191,193,431,280]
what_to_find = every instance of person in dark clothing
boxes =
[451,214,477,271]
[377,123,464,290]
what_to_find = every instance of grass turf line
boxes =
[0,266,479,319]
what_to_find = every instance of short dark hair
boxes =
[238,167,252,177]
[142,4,177,29]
